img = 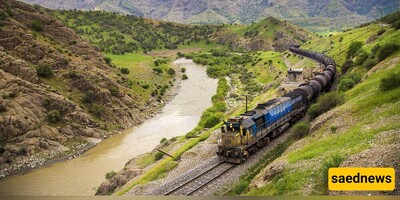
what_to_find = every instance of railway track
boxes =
[164,161,235,196]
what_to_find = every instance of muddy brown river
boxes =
[0,59,217,195]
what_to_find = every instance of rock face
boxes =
[0,0,143,177]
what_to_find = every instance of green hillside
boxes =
[235,13,400,196]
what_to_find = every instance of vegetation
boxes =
[292,122,310,139]
[51,10,220,54]
[380,71,400,91]
[154,152,164,161]
[31,19,43,31]
[36,64,54,78]
[47,110,61,123]
[181,74,188,80]
[105,171,117,180]
[307,92,344,119]
[159,138,167,144]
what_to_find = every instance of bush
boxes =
[105,171,117,180]
[391,20,400,29]
[167,68,175,76]
[108,86,118,96]
[120,67,130,74]
[181,67,186,73]
[204,114,220,128]
[154,152,164,160]
[377,29,386,36]
[104,57,112,65]
[338,78,355,92]
[89,103,104,117]
[67,70,77,78]
[354,50,369,66]
[160,137,167,144]
[31,19,43,31]
[379,72,400,91]
[47,110,61,123]
[232,180,249,195]
[308,92,344,119]
[182,74,188,80]
[292,122,309,139]
[153,67,163,75]
[317,92,344,113]
[82,90,96,103]
[363,58,376,70]
[377,43,400,61]
[346,41,363,59]
[320,155,344,194]
[36,64,53,78]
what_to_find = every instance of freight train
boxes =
[217,47,336,163]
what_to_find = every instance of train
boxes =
[216,47,336,163]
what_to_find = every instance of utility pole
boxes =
[245,94,249,112]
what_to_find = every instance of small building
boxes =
[287,68,304,82]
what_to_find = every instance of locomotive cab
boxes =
[217,116,252,163]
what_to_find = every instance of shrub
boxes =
[31,19,43,31]
[377,43,400,61]
[377,29,386,36]
[167,68,175,76]
[204,114,220,128]
[153,67,163,75]
[320,155,344,194]
[354,50,369,66]
[292,122,309,139]
[47,110,61,123]
[346,41,363,59]
[36,64,53,78]
[89,103,104,117]
[391,20,400,30]
[0,104,6,113]
[338,78,355,92]
[181,67,186,73]
[120,67,130,74]
[82,90,95,103]
[105,171,117,180]
[160,137,167,144]
[182,74,188,80]
[108,86,118,96]
[379,72,400,91]
[363,58,376,70]
[19,147,28,156]
[67,70,77,78]
[62,58,69,65]
[154,152,164,160]
[232,180,249,195]
[317,92,344,113]
[308,92,344,119]
[104,57,112,65]
[330,125,338,133]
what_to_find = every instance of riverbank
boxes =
[0,59,183,180]
[0,58,217,195]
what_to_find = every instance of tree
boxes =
[167,68,175,77]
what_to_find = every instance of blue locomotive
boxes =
[217,47,336,163]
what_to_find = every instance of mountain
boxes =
[19,0,400,32]
[0,0,152,177]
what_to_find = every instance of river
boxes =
[0,58,217,195]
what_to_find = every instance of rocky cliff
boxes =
[0,0,143,178]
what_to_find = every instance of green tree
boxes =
[47,110,61,123]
